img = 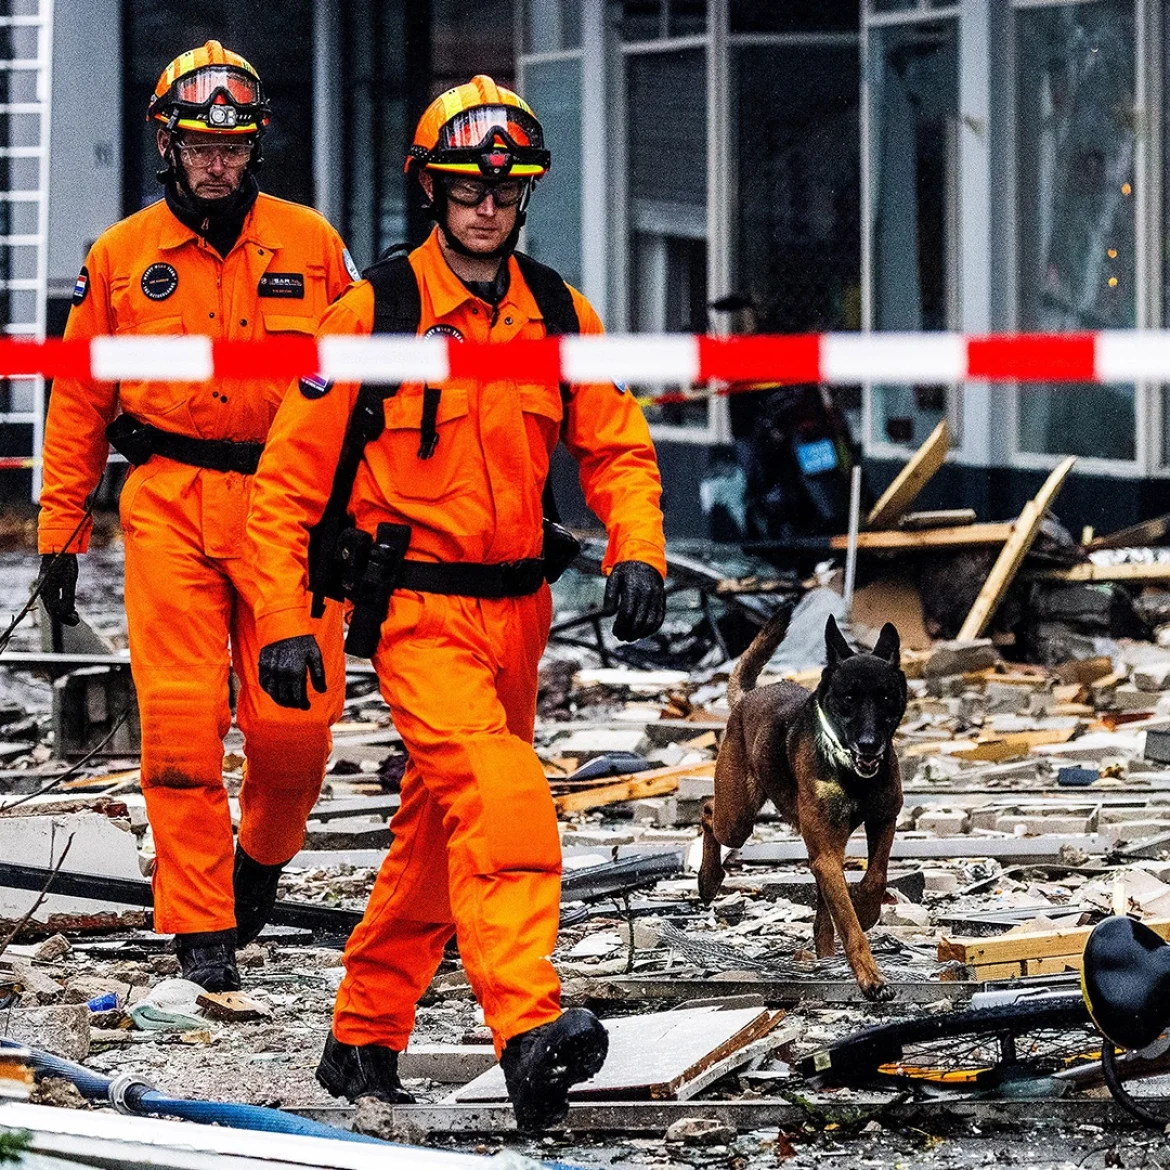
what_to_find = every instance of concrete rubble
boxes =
[11,503,1170,1168]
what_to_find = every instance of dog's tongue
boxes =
[854,754,881,777]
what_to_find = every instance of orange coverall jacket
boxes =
[37,192,355,935]
[247,227,666,1049]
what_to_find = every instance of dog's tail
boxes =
[727,603,793,707]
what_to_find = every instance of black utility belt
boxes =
[397,557,545,599]
[106,414,264,475]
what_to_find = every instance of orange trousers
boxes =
[333,585,562,1055]
[122,460,345,935]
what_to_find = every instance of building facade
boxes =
[20,0,1167,534]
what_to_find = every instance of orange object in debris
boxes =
[37,194,353,935]
[247,226,666,1050]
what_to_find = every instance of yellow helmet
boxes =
[406,75,549,179]
[147,40,269,135]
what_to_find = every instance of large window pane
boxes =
[736,44,859,335]
[628,48,708,427]
[868,20,958,448]
[618,0,706,42]
[1016,0,1136,461]
[731,0,856,31]
[522,58,582,289]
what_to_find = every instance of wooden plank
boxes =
[939,916,1170,966]
[898,508,977,530]
[867,419,950,529]
[1027,561,1170,583]
[957,456,1077,640]
[828,522,1012,551]
[553,762,714,815]
[1086,512,1170,551]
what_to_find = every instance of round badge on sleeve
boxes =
[141,262,179,301]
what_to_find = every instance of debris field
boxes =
[8,437,1170,1168]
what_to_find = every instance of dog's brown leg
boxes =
[806,828,894,1002]
[813,885,835,957]
[698,798,726,904]
[851,817,897,931]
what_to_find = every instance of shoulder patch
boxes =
[299,374,333,400]
[342,248,361,282]
[614,381,628,396]
[423,323,464,342]
[141,262,178,301]
[72,266,89,306]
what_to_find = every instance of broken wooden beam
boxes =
[867,419,951,530]
[957,456,1077,640]
[938,917,1170,980]
[1027,561,1170,583]
[553,762,715,815]
[957,457,1076,639]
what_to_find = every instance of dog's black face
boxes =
[815,617,907,779]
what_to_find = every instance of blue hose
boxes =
[2,1037,384,1144]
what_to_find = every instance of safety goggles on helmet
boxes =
[418,104,549,178]
[150,64,269,134]
[171,65,261,107]
[442,175,529,207]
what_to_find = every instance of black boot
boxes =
[175,928,240,992]
[233,845,286,946]
[500,1008,608,1132]
[315,1032,416,1104]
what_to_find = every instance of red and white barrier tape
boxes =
[2,330,1168,385]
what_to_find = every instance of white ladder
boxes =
[0,0,53,499]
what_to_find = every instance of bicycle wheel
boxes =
[800,994,1099,1089]
[1101,1039,1170,1128]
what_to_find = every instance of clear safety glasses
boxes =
[176,140,254,167]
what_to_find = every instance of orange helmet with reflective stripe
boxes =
[147,40,269,136]
[406,75,549,180]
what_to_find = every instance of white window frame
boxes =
[1007,0,1151,478]
[860,5,963,463]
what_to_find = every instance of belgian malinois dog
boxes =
[698,608,907,1001]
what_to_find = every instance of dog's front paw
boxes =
[859,975,895,1002]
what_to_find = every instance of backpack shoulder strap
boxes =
[363,245,422,335]
[513,250,579,337]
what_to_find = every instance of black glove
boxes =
[258,635,327,710]
[38,553,79,627]
[603,560,666,642]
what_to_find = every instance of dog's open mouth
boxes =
[851,752,882,778]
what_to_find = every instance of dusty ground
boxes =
[4,534,1170,1167]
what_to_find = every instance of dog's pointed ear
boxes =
[825,615,854,669]
[873,622,901,667]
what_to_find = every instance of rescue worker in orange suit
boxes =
[36,42,355,993]
[247,76,667,1130]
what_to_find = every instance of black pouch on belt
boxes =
[541,518,581,584]
[345,522,411,658]
[105,414,157,466]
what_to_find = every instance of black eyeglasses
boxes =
[442,176,527,207]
